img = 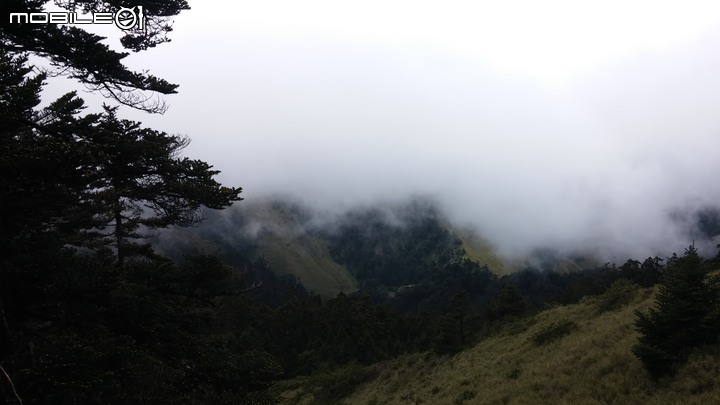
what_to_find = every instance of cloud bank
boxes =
[54,1,720,259]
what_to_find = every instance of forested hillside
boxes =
[282,273,720,405]
[154,198,510,296]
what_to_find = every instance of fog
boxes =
[47,1,720,259]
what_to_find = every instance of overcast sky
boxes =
[47,0,720,258]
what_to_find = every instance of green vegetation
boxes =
[454,228,510,275]
[594,277,640,313]
[633,246,720,378]
[530,319,578,345]
[244,202,357,296]
[155,199,358,297]
[2,0,188,113]
[0,5,270,401]
[297,282,720,405]
[275,363,380,405]
[0,49,273,402]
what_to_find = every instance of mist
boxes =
[49,1,720,260]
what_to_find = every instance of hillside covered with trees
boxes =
[278,257,720,405]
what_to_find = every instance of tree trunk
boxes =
[114,200,124,268]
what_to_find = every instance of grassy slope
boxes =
[278,284,720,404]
[454,228,511,276]
[240,200,513,296]
[160,199,510,297]
[242,201,357,297]
[256,233,357,297]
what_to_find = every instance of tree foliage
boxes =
[2,0,190,113]
[78,105,242,265]
[0,52,242,265]
[633,246,720,378]
[0,29,258,403]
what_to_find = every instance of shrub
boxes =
[531,320,578,346]
[309,363,379,404]
[596,278,639,313]
[454,389,477,404]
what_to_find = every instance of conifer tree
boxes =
[2,0,190,113]
[633,246,720,378]
[78,106,242,266]
[0,2,265,401]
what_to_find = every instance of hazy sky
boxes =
[46,0,720,258]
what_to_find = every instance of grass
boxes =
[454,228,510,275]
[272,363,379,405]
[530,319,577,345]
[257,231,357,297]
[244,201,358,297]
[277,282,720,404]
[248,202,516,295]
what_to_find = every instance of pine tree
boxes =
[633,246,720,378]
[2,0,190,113]
[0,53,255,403]
[77,105,242,266]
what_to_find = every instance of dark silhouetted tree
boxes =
[450,290,469,346]
[633,246,720,378]
[486,284,529,321]
[2,0,190,113]
[0,42,252,404]
[79,106,242,266]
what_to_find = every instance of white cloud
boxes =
[44,0,720,259]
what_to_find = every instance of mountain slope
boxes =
[454,227,510,275]
[155,197,515,296]
[276,283,720,404]
[245,201,357,296]
[154,196,605,298]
